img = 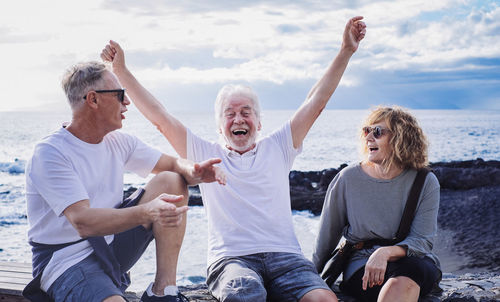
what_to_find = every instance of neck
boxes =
[362,161,403,180]
[226,143,256,155]
[66,113,108,144]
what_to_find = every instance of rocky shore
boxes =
[124,158,500,301]
[123,273,500,302]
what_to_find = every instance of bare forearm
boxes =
[114,67,187,156]
[291,48,354,147]
[115,67,168,126]
[171,158,197,185]
[377,245,407,262]
[306,47,354,103]
[72,206,148,237]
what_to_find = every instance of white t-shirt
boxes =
[187,121,303,266]
[25,127,161,291]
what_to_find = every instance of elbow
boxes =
[71,217,98,238]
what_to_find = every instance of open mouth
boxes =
[232,129,248,136]
[369,147,378,152]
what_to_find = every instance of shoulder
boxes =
[337,163,361,179]
[33,128,69,157]
[326,163,361,190]
[105,130,136,142]
[424,170,440,190]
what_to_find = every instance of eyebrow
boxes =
[224,105,252,112]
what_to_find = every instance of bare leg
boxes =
[138,171,188,295]
[378,276,420,302]
[103,295,126,302]
[299,288,338,302]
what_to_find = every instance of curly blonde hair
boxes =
[361,106,429,171]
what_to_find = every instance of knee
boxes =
[300,288,338,302]
[102,295,126,302]
[221,276,266,302]
[148,171,188,205]
[384,276,420,296]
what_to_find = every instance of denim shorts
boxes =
[207,252,331,302]
[47,188,154,302]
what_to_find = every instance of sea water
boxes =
[1,109,499,291]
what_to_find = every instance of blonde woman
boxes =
[313,106,441,302]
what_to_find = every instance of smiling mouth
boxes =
[232,130,248,136]
[369,147,378,152]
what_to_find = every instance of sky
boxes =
[1,0,499,112]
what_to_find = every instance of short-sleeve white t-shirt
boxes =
[187,121,303,266]
[25,127,161,291]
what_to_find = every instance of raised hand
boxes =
[192,158,226,185]
[100,40,126,73]
[342,16,366,53]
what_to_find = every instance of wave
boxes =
[0,159,25,174]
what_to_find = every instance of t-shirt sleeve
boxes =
[186,128,215,162]
[268,121,302,170]
[28,143,89,217]
[120,133,162,177]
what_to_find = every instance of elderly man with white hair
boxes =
[102,16,366,302]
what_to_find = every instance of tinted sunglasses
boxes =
[83,89,126,103]
[362,126,391,139]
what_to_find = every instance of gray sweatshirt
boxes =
[312,163,441,281]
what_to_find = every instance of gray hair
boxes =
[214,84,261,128]
[61,61,108,109]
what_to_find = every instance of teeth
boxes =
[232,130,248,135]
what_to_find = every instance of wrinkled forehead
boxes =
[222,95,255,112]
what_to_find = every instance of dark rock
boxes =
[123,158,500,273]
[124,273,500,301]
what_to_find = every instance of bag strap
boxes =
[395,168,430,241]
[357,168,430,249]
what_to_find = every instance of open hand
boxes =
[192,158,226,185]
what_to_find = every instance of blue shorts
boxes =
[207,252,331,302]
[47,188,154,302]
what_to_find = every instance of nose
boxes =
[365,131,375,141]
[122,94,131,106]
[233,113,244,123]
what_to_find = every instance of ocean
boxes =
[1,109,499,292]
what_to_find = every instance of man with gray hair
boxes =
[24,61,225,302]
[102,16,366,302]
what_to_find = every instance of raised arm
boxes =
[290,16,366,148]
[101,41,188,158]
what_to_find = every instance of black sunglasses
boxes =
[362,126,391,139]
[83,89,126,103]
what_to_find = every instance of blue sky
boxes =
[0,0,499,111]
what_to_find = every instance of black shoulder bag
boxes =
[321,168,430,287]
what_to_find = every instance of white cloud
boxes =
[0,0,498,110]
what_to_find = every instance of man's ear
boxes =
[84,91,98,109]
